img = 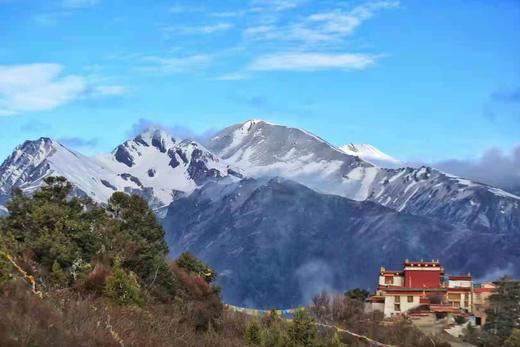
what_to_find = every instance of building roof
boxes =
[404,259,441,267]
[446,287,472,292]
[449,275,472,280]
[380,287,448,293]
[381,271,404,276]
[474,287,495,293]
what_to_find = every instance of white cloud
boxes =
[90,85,127,96]
[431,145,520,194]
[191,23,233,34]
[141,55,213,74]
[0,64,86,115]
[308,0,399,35]
[215,72,250,81]
[0,63,127,116]
[250,0,304,12]
[34,0,99,26]
[210,10,248,18]
[248,52,376,71]
[244,0,399,45]
[163,23,233,35]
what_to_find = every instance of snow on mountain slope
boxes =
[0,128,242,213]
[208,119,373,198]
[207,120,520,234]
[0,137,130,205]
[95,127,241,208]
[340,143,402,168]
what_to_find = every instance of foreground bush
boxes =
[104,266,144,307]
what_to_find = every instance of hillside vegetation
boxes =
[0,177,452,346]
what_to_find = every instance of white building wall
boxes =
[383,295,421,316]
[379,275,404,287]
[449,280,471,288]
[384,295,395,316]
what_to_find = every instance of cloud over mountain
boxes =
[432,145,520,194]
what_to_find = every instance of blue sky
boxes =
[0,0,519,163]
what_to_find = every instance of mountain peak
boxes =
[241,119,273,127]
[10,137,61,163]
[135,126,176,142]
[0,136,72,198]
[137,126,171,137]
[128,127,178,154]
[340,143,401,168]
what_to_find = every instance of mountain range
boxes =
[1,119,519,307]
[207,120,519,234]
[0,128,240,214]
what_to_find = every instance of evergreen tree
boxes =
[287,310,318,347]
[176,252,216,283]
[245,320,262,345]
[51,260,69,287]
[504,329,520,347]
[107,192,176,300]
[484,276,520,344]
[345,288,369,302]
[2,177,104,269]
[0,177,177,301]
[104,257,144,306]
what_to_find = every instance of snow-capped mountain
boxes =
[0,128,241,213]
[95,127,241,208]
[0,137,125,205]
[164,177,520,308]
[2,120,519,234]
[340,143,402,168]
[207,120,520,234]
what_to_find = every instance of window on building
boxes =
[385,276,393,285]
[394,304,401,311]
[448,293,461,301]
[464,301,469,307]
[450,301,461,308]
[407,296,413,303]
[395,296,400,303]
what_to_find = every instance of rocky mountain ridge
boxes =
[207,120,520,234]
[0,128,241,212]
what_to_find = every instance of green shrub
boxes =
[245,319,262,345]
[344,288,369,302]
[51,260,69,287]
[325,332,348,347]
[504,329,520,347]
[262,322,290,347]
[176,252,216,284]
[287,310,318,347]
[104,267,144,306]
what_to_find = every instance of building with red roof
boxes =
[367,259,482,318]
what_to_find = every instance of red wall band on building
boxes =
[404,269,441,288]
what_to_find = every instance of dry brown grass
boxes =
[310,292,452,347]
[0,278,248,347]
